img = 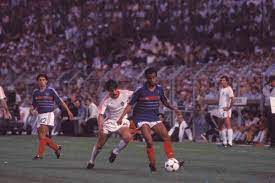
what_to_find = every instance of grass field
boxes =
[0,136,275,183]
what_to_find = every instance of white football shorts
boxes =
[103,118,130,135]
[137,121,162,129]
[37,112,55,128]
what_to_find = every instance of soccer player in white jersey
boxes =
[86,80,133,169]
[217,75,235,147]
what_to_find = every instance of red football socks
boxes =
[163,140,174,159]
[146,147,156,165]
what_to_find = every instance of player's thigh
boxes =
[38,124,49,138]
[96,132,110,148]
[118,127,132,142]
[217,118,225,129]
[224,117,231,128]
[152,122,170,141]
[140,124,154,146]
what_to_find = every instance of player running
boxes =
[86,80,133,169]
[117,67,184,172]
[32,74,73,159]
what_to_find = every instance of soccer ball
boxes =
[164,158,180,172]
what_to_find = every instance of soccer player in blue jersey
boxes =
[117,67,184,171]
[32,74,74,159]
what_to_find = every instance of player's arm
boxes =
[159,87,179,112]
[228,97,234,110]
[51,88,74,120]
[117,104,132,125]
[60,101,74,120]
[117,89,139,125]
[224,88,235,111]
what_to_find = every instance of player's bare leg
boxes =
[109,127,132,163]
[87,132,110,169]
[225,117,233,147]
[152,123,184,168]
[218,118,227,147]
[33,125,60,159]
[140,124,156,172]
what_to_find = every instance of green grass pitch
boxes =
[0,136,275,183]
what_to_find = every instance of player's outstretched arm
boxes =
[117,104,132,125]
[161,98,179,112]
[60,101,74,120]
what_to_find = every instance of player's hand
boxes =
[5,111,12,120]
[68,111,74,120]
[117,118,122,125]
[223,107,230,111]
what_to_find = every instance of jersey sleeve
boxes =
[0,86,6,100]
[98,96,108,115]
[51,88,62,105]
[129,88,141,105]
[228,87,234,98]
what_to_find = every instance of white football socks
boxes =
[112,139,128,155]
[227,129,233,146]
[220,129,227,145]
[89,145,101,164]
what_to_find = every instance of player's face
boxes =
[220,78,228,87]
[108,88,119,98]
[159,115,164,122]
[271,80,275,87]
[37,77,47,88]
[146,73,158,86]
[177,113,183,121]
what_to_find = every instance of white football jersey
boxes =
[218,86,234,109]
[98,89,133,122]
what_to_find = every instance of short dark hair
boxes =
[158,113,165,118]
[104,79,118,91]
[36,74,48,81]
[145,67,157,77]
[220,75,229,82]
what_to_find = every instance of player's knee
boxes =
[96,144,103,150]
[162,136,171,142]
[146,141,154,148]
[123,134,132,143]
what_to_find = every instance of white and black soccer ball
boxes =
[164,158,180,172]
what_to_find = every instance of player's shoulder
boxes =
[119,89,133,95]
[226,86,233,91]
[33,88,39,94]
[156,84,164,90]
[100,94,110,104]
[134,85,144,93]
[47,87,57,92]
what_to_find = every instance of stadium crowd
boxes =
[0,0,274,144]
